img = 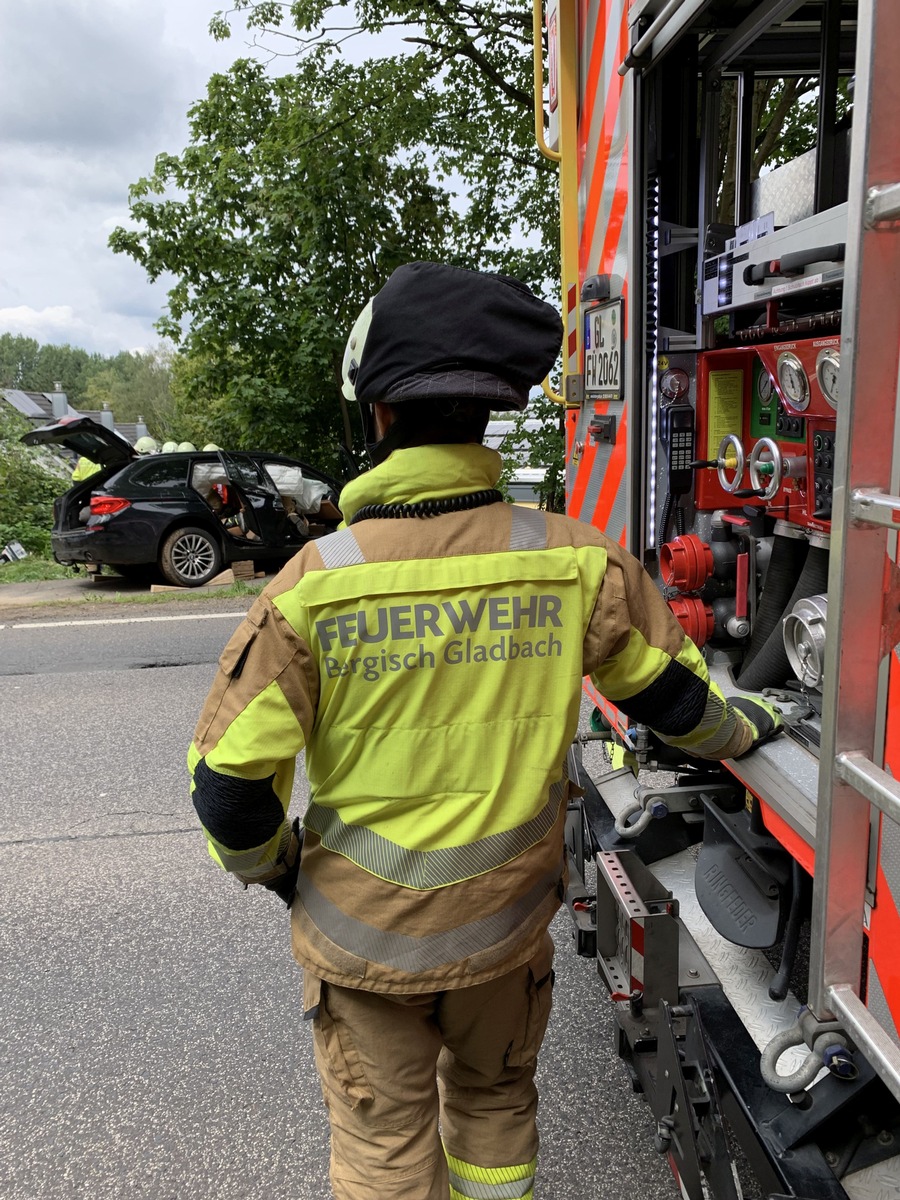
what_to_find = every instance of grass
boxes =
[0,556,77,583]
[81,580,263,604]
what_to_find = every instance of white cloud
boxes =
[0,1,187,153]
[0,304,161,356]
[0,305,95,343]
[0,0,252,357]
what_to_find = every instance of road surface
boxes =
[0,601,677,1199]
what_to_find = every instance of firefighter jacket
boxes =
[72,456,100,482]
[189,443,755,994]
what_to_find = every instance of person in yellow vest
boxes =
[71,456,100,482]
[188,263,780,1200]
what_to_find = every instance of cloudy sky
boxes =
[0,1,269,356]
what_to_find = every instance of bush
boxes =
[0,406,69,555]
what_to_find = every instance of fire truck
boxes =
[534,1,900,1196]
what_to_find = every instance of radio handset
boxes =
[661,404,695,496]
[658,403,695,543]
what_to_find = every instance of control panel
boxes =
[691,339,838,530]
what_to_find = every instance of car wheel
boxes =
[159,526,223,588]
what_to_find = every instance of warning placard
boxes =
[707,370,744,459]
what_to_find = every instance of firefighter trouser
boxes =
[305,934,555,1200]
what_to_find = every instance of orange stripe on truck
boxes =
[579,7,629,275]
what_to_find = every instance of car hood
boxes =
[21,417,137,468]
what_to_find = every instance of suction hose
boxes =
[735,534,830,693]
[739,522,809,674]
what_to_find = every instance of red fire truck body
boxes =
[537,1,900,1195]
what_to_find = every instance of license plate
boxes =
[583,299,623,400]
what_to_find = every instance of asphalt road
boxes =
[0,603,677,1200]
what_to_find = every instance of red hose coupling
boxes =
[667,596,715,648]
[659,533,714,592]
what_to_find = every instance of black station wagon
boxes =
[22,417,343,587]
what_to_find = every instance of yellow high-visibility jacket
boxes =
[72,457,100,482]
[189,443,754,993]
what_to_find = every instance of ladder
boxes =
[808,0,900,1103]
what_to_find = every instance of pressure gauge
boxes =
[776,351,810,411]
[659,367,690,401]
[757,369,774,405]
[815,348,840,409]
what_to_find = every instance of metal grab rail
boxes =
[835,752,900,825]
[828,985,900,1106]
[541,377,565,405]
[532,0,561,162]
[849,487,900,530]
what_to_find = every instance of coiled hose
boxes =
[739,530,809,674]
[735,545,830,692]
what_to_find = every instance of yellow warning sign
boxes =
[707,370,744,459]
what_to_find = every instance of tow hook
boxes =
[760,1007,860,1092]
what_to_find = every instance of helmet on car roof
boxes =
[160,441,178,454]
[134,436,159,455]
[202,443,222,451]
[176,441,197,452]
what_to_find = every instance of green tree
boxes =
[0,334,103,405]
[0,334,41,389]
[0,406,69,556]
[211,1,558,283]
[716,76,853,223]
[111,54,463,467]
[110,4,560,466]
[81,346,176,435]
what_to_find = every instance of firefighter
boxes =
[188,262,780,1200]
[71,456,100,482]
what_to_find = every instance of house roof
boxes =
[1,389,85,422]
[1,391,140,448]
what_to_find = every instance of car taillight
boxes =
[90,495,131,516]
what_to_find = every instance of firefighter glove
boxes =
[263,817,303,908]
[730,696,783,755]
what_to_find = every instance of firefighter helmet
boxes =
[341,262,562,464]
[134,436,159,455]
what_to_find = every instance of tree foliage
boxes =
[0,333,177,437]
[0,406,69,556]
[109,3,558,468]
[0,334,98,403]
[81,346,176,434]
[716,76,853,223]
[497,393,566,513]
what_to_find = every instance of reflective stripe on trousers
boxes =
[446,1153,536,1199]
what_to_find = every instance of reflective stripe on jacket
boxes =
[189,443,754,992]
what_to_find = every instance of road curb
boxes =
[0,574,271,612]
